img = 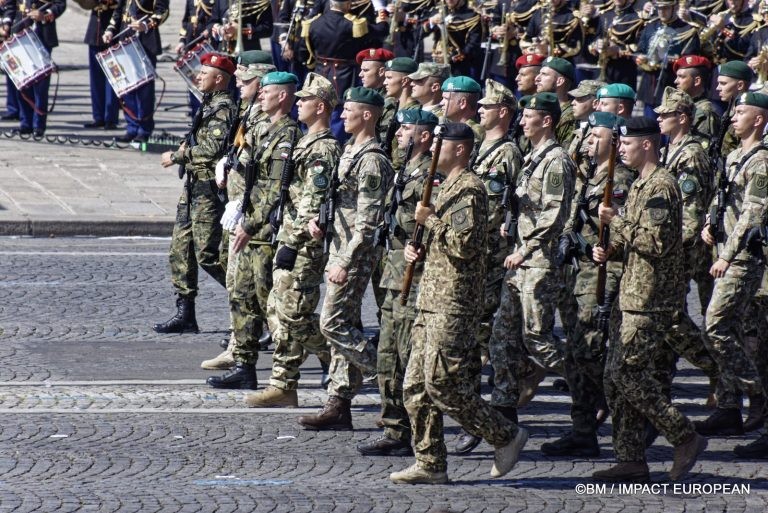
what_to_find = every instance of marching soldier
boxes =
[244,72,341,407]
[592,0,645,89]
[155,54,236,336]
[408,62,450,118]
[213,0,273,52]
[439,75,485,147]
[424,0,482,78]
[715,61,753,156]
[567,79,605,175]
[673,55,721,144]
[381,57,420,167]
[84,0,121,130]
[534,57,577,148]
[521,0,583,61]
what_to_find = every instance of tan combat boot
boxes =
[518,365,547,407]
[200,336,235,370]
[669,433,707,481]
[244,386,298,408]
[297,396,353,431]
[491,427,529,478]
[593,462,650,482]
[390,463,449,485]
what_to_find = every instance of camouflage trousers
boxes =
[321,265,378,400]
[169,186,227,297]
[371,247,386,321]
[704,259,767,408]
[230,241,274,364]
[556,266,579,342]
[604,312,696,462]
[378,288,417,442]
[266,262,329,391]
[744,270,768,388]
[684,240,714,316]
[403,311,517,473]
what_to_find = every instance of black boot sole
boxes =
[152,325,200,334]
[298,422,353,431]
[541,446,600,458]
[357,445,414,456]
[206,380,257,390]
[693,426,744,437]
[454,436,482,454]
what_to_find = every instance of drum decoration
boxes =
[174,41,214,100]
[0,28,57,90]
[96,36,156,97]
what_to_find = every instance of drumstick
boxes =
[110,15,150,42]
[11,2,51,32]
[179,33,207,55]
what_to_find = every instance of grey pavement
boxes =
[1,237,767,512]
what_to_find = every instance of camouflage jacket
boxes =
[327,138,394,271]
[663,134,712,246]
[227,103,269,203]
[172,90,235,181]
[242,115,302,242]
[417,169,488,316]
[466,118,486,148]
[567,121,592,178]
[692,96,720,146]
[610,165,685,313]
[514,137,575,268]
[556,101,576,149]
[712,144,768,263]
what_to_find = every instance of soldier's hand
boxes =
[232,225,252,253]
[327,264,348,285]
[222,23,237,40]
[215,157,228,188]
[175,42,185,55]
[308,217,324,240]
[491,25,507,40]
[598,203,616,225]
[592,246,608,264]
[29,9,42,22]
[429,14,442,26]
[102,30,114,44]
[595,303,611,331]
[414,203,435,224]
[160,151,175,168]
[404,242,425,263]
[504,252,524,270]
[709,258,730,278]
[701,225,716,246]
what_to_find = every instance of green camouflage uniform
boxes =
[168,90,234,298]
[404,169,518,473]
[266,129,341,390]
[603,165,696,462]
[322,138,393,400]
[692,95,721,145]
[556,102,577,148]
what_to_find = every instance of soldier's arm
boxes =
[719,162,768,262]
[612,181,680,259]
[424,188,486,260]
[48,0,66,18]
[173,106,232,165]
[680,149,711,245]
[153,0,170,26]
[107,0,127,33]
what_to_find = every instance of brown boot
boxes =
[592,462,650,482]
[244,386,298,408]
[297,396,353,431]
[670,433,707,481]
[518,365,547,407]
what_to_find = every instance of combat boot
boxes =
[734,432,768,458]
[743,394,766,432]
[494,405,519,424]
[258,329,272,351]
[206,362,257,390]
[491,427,529,478]
[390,463,449,485]
[357,435,413,456]
[518,365,547,407]
[454,429,482,454]
[541,432,600,457]
[200,349,235,370]
[297,396,353,431]
[693,407,744,436]
[244,386,298,408]
[669,433,707,481]
[153,296,199,334]
[592,462,650,482]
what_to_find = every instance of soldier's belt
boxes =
[191,178,218,195]
[316,56,356,67]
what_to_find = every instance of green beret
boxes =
[719,60,753,82]
[596,83,636,100]
[441,122,474,141]
[237,50,273,66]
[736,92,768,110]
[344,86,385,106]
[441,75,481,94]
[396,108,439,126]
[588,111,624,129]
[261,71,299,86]
[385,57,418,74]
[619,117,660,137]
[542,57,575,82]
[521,92,561,116]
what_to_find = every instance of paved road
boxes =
[0,237,766,512]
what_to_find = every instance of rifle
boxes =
[318,160,340,254]
[381,112,400,156]
[270,141,296,246]
[283,0,306,51]
[223,96,257,176]
[661,135,671,167]
[401,126,442,305]
[596,122,618,307]
[178,94,208,220]
[501,109,525,243]
[479,21,494,82]
[708,98,736,241]
[374,138,415,250]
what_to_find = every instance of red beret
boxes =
[673,55,712,72]
[355,48,395,65]
[516,53,546,70]
[200,53,235,75]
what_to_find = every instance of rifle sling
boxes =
[720,144,768,205]
[522,142,559,182]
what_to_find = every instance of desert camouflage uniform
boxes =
[322,138,393,400]
[266,129,341,390]
[168,90,234,298]
[404,168,518,473]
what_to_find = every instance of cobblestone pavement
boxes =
[1,237,767,512]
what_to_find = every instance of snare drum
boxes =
[174,42,214,101]
[0,28,57,90]
[96,36,156,98]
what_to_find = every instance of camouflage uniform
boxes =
[168,90,234,298]
[556,102,576,148]
[266,128,341,390]
[704,145,768,409]
[466,118,486,149]
[322,138,393,400]
[603,165,696,462]
[692,95,721,144]
[404,168,518,473]
[489,137,574,408]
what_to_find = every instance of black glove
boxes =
[275,246,298,271]
[595,303,612,332]
[554,233,573,268]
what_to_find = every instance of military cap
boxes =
[385,57,418,74]
[355,48,395,65]
[515,53,546,70]
[344,86,384,106]
[261,71,299,87]
[588,111,623,129]
[396,108,439,126]
[408,62,451,80]
[597,83,636,100]
[654,86,694,114]
[521,92,561,115]
[237,50,273,66]
[654,0,677,6]
[478,79,517,107]
[673,54,712,72]
[619,117,661,137]
[441,75,481,94]
[542,56,575,82]
[719,60,753,82]
[296,72,338,108]
[200,53,235,75]
[441,122,474,141]
[735,92,768,110]
[569,79,607,98]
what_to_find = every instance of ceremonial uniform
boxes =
[596,0,645,89]
[521,0,583,61]
[700,4,758,64]
[84,1,120,129]
[574,0,613,81]
[221,0,273,51]
[486,0,538,83]
[425,0,482,78]
[390,0,435,60]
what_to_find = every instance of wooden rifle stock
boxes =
[596,124,618,306]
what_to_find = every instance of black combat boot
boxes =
[357,435,413,456]
[454,429,482,454]
[694,407,744,436]
[206,362,257,390]
[153,296,199,334]
[541,432,600,457]
[494,405,519,424]
[258,330,272,351]
[743,394,767,432]
[734,432,768,458]
[297,396,353,430]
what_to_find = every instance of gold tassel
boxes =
[301,19,311,38]
[345,14,368,38]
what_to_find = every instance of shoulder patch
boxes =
[749,173,768,198]
[313,174,329,190]
[645,196,670,224]
[487,178,505,194]
[451,205,472,231]
[310,160,326,174]
[680,178,697,195]
[545,170,565,194]
[364,173,381,191]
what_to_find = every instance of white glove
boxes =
[220,200,243,232]
[215,156,228,188]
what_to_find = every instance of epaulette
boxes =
[301,14,321,38]
[344,13,368,38]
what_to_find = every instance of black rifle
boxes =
[501,109,529,243]
[709,98,736,241]
[223,96,257,177]
[381,113,400,156]
[480,27,494,83]
[270,141,296,246]
[374,138,414,250]
[319,160,340,255]
[178,94,209,220]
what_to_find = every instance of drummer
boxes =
[83,0,121,130]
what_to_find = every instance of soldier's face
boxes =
[446,0,461,9]
[587,126,611,159]
[618,136,644,169]
[239,77,260,100]
[259,84,283,113]
[535,68,557,93]
[571,95,595,120]
[716,76,742,102]
[341,102,365,134]
[359,62,385,89]
[478,104,501,129]
[385,71,405,98]
[614,0,629,7]
[196,66,219,93]
[440,92,459,117]
[396,123,416,148]
[657,5,675,23]
[727,0,744,12]
[656,111,678,136]
[435,139,469,168]
[596,98,619,115]
[516,66,538,94]
[297,96,321,124]
[674,69,696,94]
[731,105,763,138]
[521,109,547,138]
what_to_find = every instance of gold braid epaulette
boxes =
[610,17,646,40]
[448,13,481,31]
[194,0,212,17]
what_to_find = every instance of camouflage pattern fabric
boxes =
[556,101,576,148]
[691,96,720,146]
[230,242,274,364]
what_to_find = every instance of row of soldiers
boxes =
[151,34,768,483]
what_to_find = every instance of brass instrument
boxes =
[437,2,450,65]
[497,4,510,66]
[235,0,244,55]
[385,0,401,47]
[753,45,768,91]
[538,0,555,57]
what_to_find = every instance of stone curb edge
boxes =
[0,219,174,237]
